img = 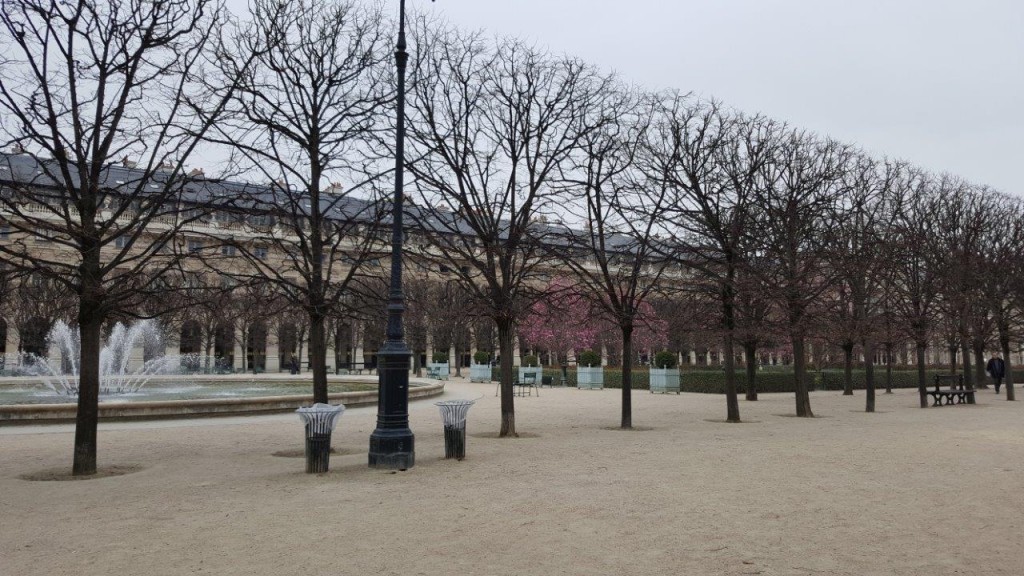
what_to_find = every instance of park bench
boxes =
[515,372,539,397]
[493,374,540,397]
[927,374,976,406]
[336,363,370,375]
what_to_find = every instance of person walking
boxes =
[986,353,1006,394]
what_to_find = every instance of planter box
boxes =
[518,367,541,384]
[427,362,449,381]
[577,366,604,390]
[650,368,680,394]
[469,364,491,383]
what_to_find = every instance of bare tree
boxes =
[405,27,607,436]
[931,178,989,392]
[201,0,390,403]
[0,0,241,475]
[829,155,903,412]
[555,87,676,428]
[749,131,850,417]
[654,102,782,422]
[888,169,946,406]
[980,192,1024,401]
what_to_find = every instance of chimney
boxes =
[188,167,205,178]
[10,143,25,154]
[121,156,137,169]
[327,182,344,194]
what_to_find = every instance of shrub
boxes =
[577,349,601,367]
[473,351,490,365]
[431,351,449,363]
[654,351,677,369]
[521,354,539,367]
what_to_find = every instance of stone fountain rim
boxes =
[0,375,444,425]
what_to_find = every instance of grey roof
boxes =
[1,152,647,253]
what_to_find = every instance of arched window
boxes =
[0,317,7,370]
[214,322,235,372]
[246,322,267,373]
[179,320,202,372]
[19,316,50,358]
[278,322,298,372]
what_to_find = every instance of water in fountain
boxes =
[31,319,181,396]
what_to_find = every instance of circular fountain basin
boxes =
[0,374,444,424]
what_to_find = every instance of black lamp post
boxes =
[369,0,424,470]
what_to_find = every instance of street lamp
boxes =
[368,0,430,470]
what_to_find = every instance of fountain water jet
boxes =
[30,319,181,395]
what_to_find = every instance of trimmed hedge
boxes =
[488,366,1024,394]
[813,369,1012,391]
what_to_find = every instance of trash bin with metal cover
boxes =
[296,403,345,473]
[435,399,476,460]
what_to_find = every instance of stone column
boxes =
[233,338,244,372]
[354,321,365,367]
[266,336,281,373]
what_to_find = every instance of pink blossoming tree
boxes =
[520,278,600,364]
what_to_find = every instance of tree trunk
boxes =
[793,336,813,417]
[960,339,973,389]
[73,264,105,476]
[948,344,957,374]
[916,341,928,408]
[884,343,893,394]
[721,263,740,422]
[842,342,855,395]
[744,340,758,401]
[723,331,740,422]
[972,342,987,389]
[999,322,1015,401]
[620,324,633,429]
[496,317,517,437]
[309,312,328,404]
[864,339,876,413]
[240,326,248,373]
[204,332,213,372]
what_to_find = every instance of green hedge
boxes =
[814,369,1024,391]
[488,367,1024,394]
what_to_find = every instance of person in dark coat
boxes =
[986,354,1006,393]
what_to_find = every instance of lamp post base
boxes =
[368,428,415,470]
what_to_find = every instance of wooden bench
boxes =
[928,374,976,406]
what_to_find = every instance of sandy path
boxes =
[2,381,1023,576]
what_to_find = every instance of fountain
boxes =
[0,319,445,423]
[30,319,180,396]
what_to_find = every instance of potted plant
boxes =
[518,354,540,384]
[650,350,680,394]
[427,351,450,380]
[576,349,603,390]
[470,351,491,382]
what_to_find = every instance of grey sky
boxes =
[412,0,1022,195]
[221,0,1021,194]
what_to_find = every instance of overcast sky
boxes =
[402,0,1021,195]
